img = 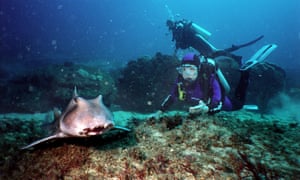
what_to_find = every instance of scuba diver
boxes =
[151,19,278,116]
[155,47,277,116]
[156,52,248,115]
[166,19,264,61]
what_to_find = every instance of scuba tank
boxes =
[216,67,230,94]
[190,23,212,40]
[189,22,219,57]
[200,56,231,94]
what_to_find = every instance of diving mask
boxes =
[177,64,198,82]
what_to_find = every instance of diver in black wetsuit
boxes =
[166,19,264,64]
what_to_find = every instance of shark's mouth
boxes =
[81,123,114,136]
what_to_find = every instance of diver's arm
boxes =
[207,75,223,114]
[151,93,174,119]
[159,94,174,112]
[159,80,178,112]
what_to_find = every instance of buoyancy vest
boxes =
[198,60,218,103]
[177,82,186,101]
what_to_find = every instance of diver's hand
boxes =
[148,110,163,119]
[189,100,209,114]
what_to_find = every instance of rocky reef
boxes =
[0,110,299,179]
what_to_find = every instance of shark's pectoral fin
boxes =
[114,125,131,132]
[21,132,67,150]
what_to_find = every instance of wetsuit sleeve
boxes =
[159,81,178,112]
[208,75,223,114]
[159,95,174,112]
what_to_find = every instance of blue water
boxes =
[1,0,299,69]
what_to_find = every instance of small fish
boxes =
[21,87,130,149]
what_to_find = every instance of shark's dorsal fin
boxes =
[73,86,79,97]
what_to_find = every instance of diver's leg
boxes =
[232,70,250,110]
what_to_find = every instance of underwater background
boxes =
[1,0,300,68]
[0,0,300,179]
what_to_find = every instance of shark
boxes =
[21,87,130,149]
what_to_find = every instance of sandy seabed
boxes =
[0,110,299,179]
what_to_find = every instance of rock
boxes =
[115,53,180,112]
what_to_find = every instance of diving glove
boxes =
[189,100,209,114]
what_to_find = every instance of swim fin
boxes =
[243,104,259,111]
[211,35,264,59]
[240,44,278,71]
[224,35,264,53]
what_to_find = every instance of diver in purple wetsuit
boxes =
[157,52,250,115]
